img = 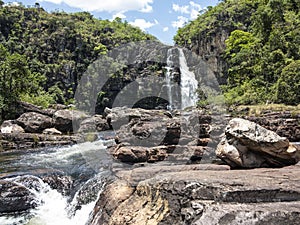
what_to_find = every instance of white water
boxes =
[165,48,175,110]
[0,175,99,225]
[0,138,113,225]
[178,48,198,109]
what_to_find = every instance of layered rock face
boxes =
[0,103,110,151]
[91,163,300,225]
[89,110,300,225]
[105,107,222,165]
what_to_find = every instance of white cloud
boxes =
[171,16,188,29]
[172,1,202,20]
[172,4,189,14]
[112,11,126,20]
[163,27,169,32]
[140,4,153,13]
[4,2,22,7]
[38,0,153,13]
[129,19,158,31]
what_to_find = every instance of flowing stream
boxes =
[0,133,115,225]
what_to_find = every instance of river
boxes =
[0,132,115,225]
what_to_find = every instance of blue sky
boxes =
[3,0,219,44]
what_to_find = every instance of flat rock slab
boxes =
[91,164,300,225]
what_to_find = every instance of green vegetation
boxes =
[0,3,155,120]
[235,104,300,116]
[175,0,300,106]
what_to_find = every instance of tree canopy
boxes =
[175,0,300,106]
[0,4,155,119]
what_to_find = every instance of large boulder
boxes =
[42,174,73,196]
[0,120,25,134]
[78,115,110,133]
[0,179,39,213]
[216,118,300,168]
[16,112,53,133]
[105,107,172,130]
[53,109,89,133]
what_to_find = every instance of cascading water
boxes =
[0,134,115,225]
[165,47,198,110]
[165,48,175,110]
[178,48,198,109]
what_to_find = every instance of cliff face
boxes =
[174,0,258,84]
[0,5,156,104]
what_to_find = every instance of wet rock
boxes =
[78,115,110,133]
[0,179,39,213]
[0,133,83,151]
[0,120,25,134]
[16,112,53,133]
[42,174,73,196]
[53,109,89,133]
[216,118,300,168]
[43,128,62,135]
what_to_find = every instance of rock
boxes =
[0,133,83,151]
[112,144,212,164]
[90,165,300,225]
[43,128,62,135]
[16,112,53,133]
[53,109,89,133]
[78,115,110,133]
[113,145,167,163]
[216,118,300,168]
[0,120,25,134]
[15,101,56,117]
[105,107,171,129]
[244,112,300,142]
[42,174,73,196]
[0,179,39,214]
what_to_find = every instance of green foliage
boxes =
[0,44,45,120]
[276,60,300,105]
[0,4,155,117]
[20,91,55,109]
[175,0,300,106]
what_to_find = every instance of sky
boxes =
[3,0,220,45]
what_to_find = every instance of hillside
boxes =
[0,2,155,120]
[174,0,300,106]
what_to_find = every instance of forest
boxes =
[175,0,300,106]
[1,0,300,121]
[0,1,155,120]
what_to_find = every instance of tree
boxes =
[0,45,45,120]
[276,60,300,105]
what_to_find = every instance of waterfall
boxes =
[165,47,198,110]
[165,48,175,110]
[178,48,198,109]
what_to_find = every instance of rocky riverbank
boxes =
[1,104,300,224]
[88,107,300,225]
